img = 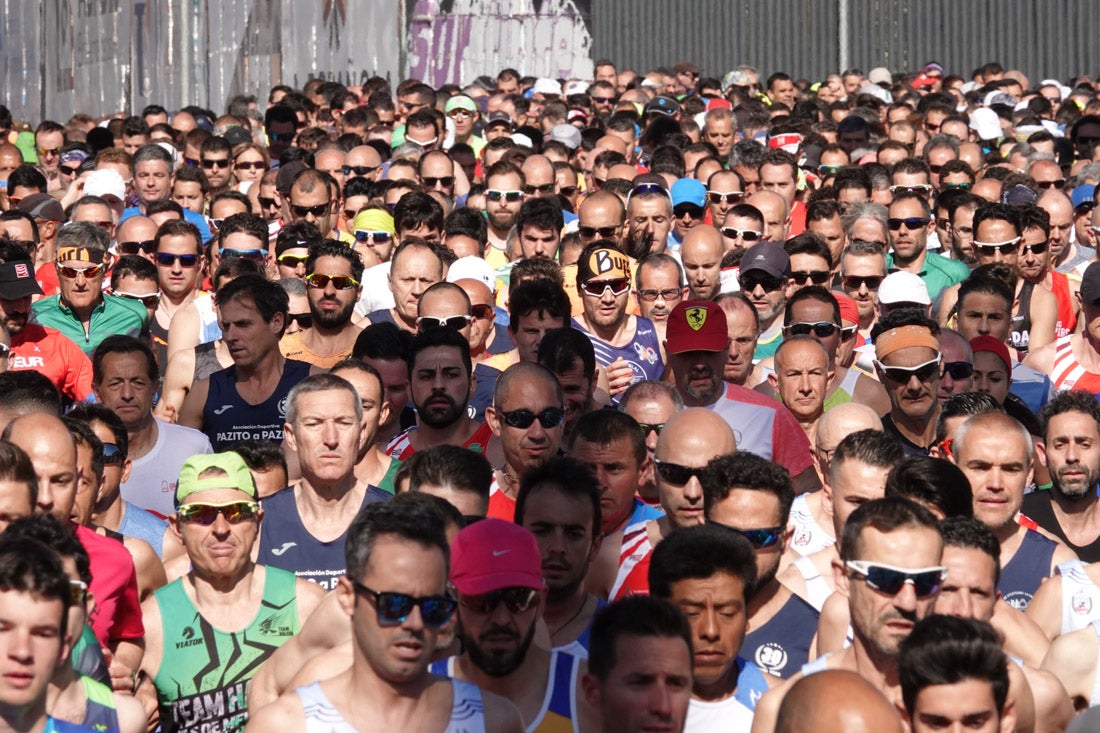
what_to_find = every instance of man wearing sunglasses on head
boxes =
[429,518,594,731]
[753,497,945,733]
[702,452,820,682]
[647,521,776,728]
[278,241,363,369]
[937,204,1057,357]
[886,191,969,301]
[140,452,325,732]
[32,223,147,356]
[609,408,736,600]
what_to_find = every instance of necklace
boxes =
[549,595,590,638]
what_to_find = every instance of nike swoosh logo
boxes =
[213,404,233,415]
[271,542,297,556]
[492,549,510,557]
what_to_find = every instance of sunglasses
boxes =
[183,157,200,167]
[423,176,455,188]
[60,165,82,177]
[740,273,784,292]
[637,288,683,302]
[287,313,313,329]
[201,158,231,170]
[673,204,705,219]
[220,248,268,261]
[845,560,947,597]
[941,182,971,190]
[889,184,933,195]
[1020,241,1049,255]
[417,314,472,330]
[636,422,665,436]
[887,217,931,231]
[654,460,705,486]
[707,191,744,205]
[580,277,631,298]
[36,147,62,157]
[498,407,565,430]
[353,230,393,244]
[875,356,941,383]
[578,225,619,239]
[258,196,278,209]
[818,164,842,176]
[101,442,124,465]
[156,252,201,267]
[842,275,883,290]
[785,321,840,338]
[486,189,524,203]
[460,586,539,615]
[706,519,783,549]
[177,500,260,525]
[58,264,104,279]
[118,239,156,255]
[114,291,161,308]
[277,254,309,268]
[471,304,494,320]
[942,361,974,380]
[974,237,1020,257]
[790,270,831,285]
[234,160,266,171]
[1035,179,1066,190]
[305,273,360,290]
[558,186,578,197]
[524,183,556,195]
[210,219,225,231]
[291,202,331,217]
[593,96,615,105]
[343,165,378,177]
[351,579,456,627]
[720,227,762,242]
[69,579,88,606]
[447,109,475,119]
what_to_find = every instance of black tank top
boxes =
[1011,280,1035,354]
[192,341,224,383]
[201,359,311,451]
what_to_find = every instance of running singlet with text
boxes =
[202,360,311,451]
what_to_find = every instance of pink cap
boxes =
[450,519,543,595]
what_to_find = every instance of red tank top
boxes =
[1051,271,1077,338]
[1050,336,1100,395]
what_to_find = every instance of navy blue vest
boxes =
[743,592,819,679]
[202,359,311,451]
[998,529,1057,610]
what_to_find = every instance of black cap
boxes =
[0,261,42,300]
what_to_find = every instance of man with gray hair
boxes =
[256,372,390,589]
[31,221,147,354]
[119,143,211,240]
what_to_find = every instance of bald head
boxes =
[493,361,564,406]
[746,190,791,242]
[954,411,1032,461]
[3,413,77,521]
[776,670,904,733]
[816,403,883,454]
[656,408,737,461]
[680,224,724,257]
[521,155,555,190]
[596,135,628,157]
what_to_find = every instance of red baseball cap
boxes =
[665,300,729,355]
[450,518,543,596]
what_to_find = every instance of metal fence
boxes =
[592,0,1100,85]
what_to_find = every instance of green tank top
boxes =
[152,567,300,732]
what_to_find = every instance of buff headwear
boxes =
[56,246,105,265]
[577,246,631,283]
[175,452,257,506]
[352,209,395,236]
[873,324,940,361]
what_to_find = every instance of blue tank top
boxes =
[202,360,311,451]
[80,675,119,733]
[45,717,97,733]
[999,529,1057,610]
[117,501,168,559]
[257,485,390,590]
[571,316,663,402]
[742,593,819,679]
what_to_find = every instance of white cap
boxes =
[878,271,930,306]
[84,169,126,201]
[969,107,1003,141]
[868,67,892,85]
[511,132,534,148]
[563,80,588,96]
[446,256,496,292]
[532,78,562,96]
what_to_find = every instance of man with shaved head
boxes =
[3,412,145,683]
[520,155,557,200]
[1039,189,1084,274]
[679,225,724,301]
[610,407,736,599]
[746,190,791,243]
[775,670,903,733]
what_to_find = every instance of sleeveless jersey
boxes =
[152,567,300,732]
[385,422,494,461]
[1051,271,1077,338]
[431,650,582,733]
[786,495,835,557]
[202,359,311,451]
[1010,279,1035,355]
[570,316,663,402]
[684,656,769,732]
[195,295,221,344]
[822,368,860,412]
[1021,490,1100,562]
[117,501,168,559]
[80,674,119,733]
[45,717,97,733]
[1057,560,1100,634]
[610,521,653,600]
[296,678,486,733]
[552,598,606,660]
[1050,336,1100,396]
[1091,622,1100,707]
[792,555,834,612]
[151,317,170,378]
[998,529,1057,610]
[742,594,820,679]
[487,476,517,521]
[193,341,224,383]
[257,485,389,590]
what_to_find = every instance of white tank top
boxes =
[786,495,835,557]
[793,555,834,612]
[296,678,486,733]
[1058,560,1100,635]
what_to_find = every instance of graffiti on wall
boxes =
[407,0,593,87]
